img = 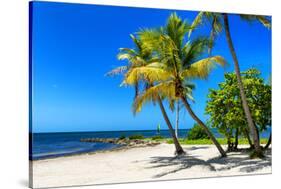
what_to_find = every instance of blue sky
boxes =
[31,1,271,133]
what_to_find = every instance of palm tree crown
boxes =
[124,13,226,102]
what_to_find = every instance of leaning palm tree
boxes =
[125,13,227,157]
[189,12,271,157]
[107,34,185,155]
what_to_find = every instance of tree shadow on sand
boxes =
[147,148,271,178]
[207,149,271,172]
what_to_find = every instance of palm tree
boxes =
[107,34,185,155]
[190,12,271,157]
[125,13,227,157]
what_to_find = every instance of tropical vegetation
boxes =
[187,123,210,140]
[206,68,271,151]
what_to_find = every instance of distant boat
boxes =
[157,124,161,134]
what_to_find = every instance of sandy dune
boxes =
[31,144,271,188]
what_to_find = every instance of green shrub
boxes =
[151,135,164,140]
[166,138,174,144]
[118,135,126,140]
[187,124,210,140]
[128,134,144,140]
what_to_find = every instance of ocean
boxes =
[31,129,271,160]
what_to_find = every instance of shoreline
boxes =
[32,143,155,162]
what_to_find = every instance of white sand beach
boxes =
[32,144,271,188]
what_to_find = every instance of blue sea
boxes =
[31,129,270,160]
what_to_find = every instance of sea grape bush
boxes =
[205,68,271,150]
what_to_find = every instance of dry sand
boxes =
[31,144,271,188]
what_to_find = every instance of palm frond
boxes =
[138,28,162,52]
[122,66,172,85]
[105,66,128,76]
[168,98,176,112]
[117,50,148,67]
[181,56,226,79]
[182,37,210,67]
[133,81,175,114]
[117,48,137,60]
[256,16,271,29]
[189,11,204,37]
[208,15,222,54]
[182,81,195,101]
[166,12,191,49]
[130,34,142,52]
[189,12,223,54]
[239,14,271,29]
[134,81,139,100]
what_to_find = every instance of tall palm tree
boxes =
[125,13,227,157]
[107,34,185,155]
[190,12,271,157]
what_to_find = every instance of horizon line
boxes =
[31,128,196,134]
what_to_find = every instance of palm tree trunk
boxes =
[157,96,185,155]
[264,132,271,149]
[175,100,180,138]
[180,96,226,157]
[244,130,254,149]
[223,13,262,156]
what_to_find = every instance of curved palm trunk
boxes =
[175,100,180,138]
[157,96,185,155]
[264,132,271,149]
[223,13,262,156]
[180,96,226,157]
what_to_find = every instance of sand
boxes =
[31,144,271,188]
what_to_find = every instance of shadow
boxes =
[148,155,216,178]
[188,146,210,151]
[147,148,271,178]
[207,149,271,173]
